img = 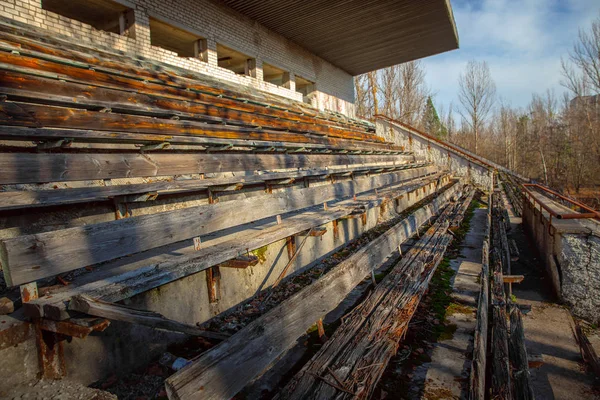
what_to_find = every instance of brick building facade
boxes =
[0,0,357,116]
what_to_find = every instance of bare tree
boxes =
[567,13,600,94]
[354,61,429,126]
[368,71,379,115]
[397,61,429,127]
[354,74,370,119]
[561,13,600,192]
[458,60,497,153]
[380,66,399,118]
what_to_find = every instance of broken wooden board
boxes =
[276,194,467,399]
[69,295,228,341]
[163,181,460,400]
[24,175,447,321]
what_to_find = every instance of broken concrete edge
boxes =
[522,193,600,324]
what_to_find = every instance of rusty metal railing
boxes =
[522,183,600,220]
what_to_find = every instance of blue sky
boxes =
[422,0,600,116]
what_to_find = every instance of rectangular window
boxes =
[217,44,256,77]
[263,62,290,87]
[296,75,316,101]
[150,17,207,60]
[42,0,135,37]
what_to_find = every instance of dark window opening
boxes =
[296,75,316,101]
[217,44,256,77]
[42,0,135,37]
[263,62,290,87]
[149,17,207,59]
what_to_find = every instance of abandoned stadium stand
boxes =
[1,2,581,399]
[0,14,459,386]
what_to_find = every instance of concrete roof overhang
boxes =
[217,0,459,75]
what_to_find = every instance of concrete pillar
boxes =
[206,37,219,68]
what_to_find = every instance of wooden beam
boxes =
[491,255,512,399]
[2,167,434,286]
[0,125,400,155]
[0,151,411,185]
[0,45,382,144]
[68,295,229,341]
[163,182,460,400]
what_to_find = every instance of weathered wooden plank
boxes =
[0,26,371,131]
[509,304,535,400]
[469,240,490,400]
[68,295,229,340]
[1,167,435,285]
[0,23,371,132]
[0,48,374,139]
[0,126,400,154]
[491,255,512,399]
[0,102,389,149]
[0,162,424,210]
[0,151,410,185]
[0,70,383,143]
[163,182,460,400]
[25,175,447,321]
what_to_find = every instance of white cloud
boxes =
[422,0,600,116]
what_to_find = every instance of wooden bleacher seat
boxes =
[0,18,449,328]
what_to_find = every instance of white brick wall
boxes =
[2,0,356,116]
